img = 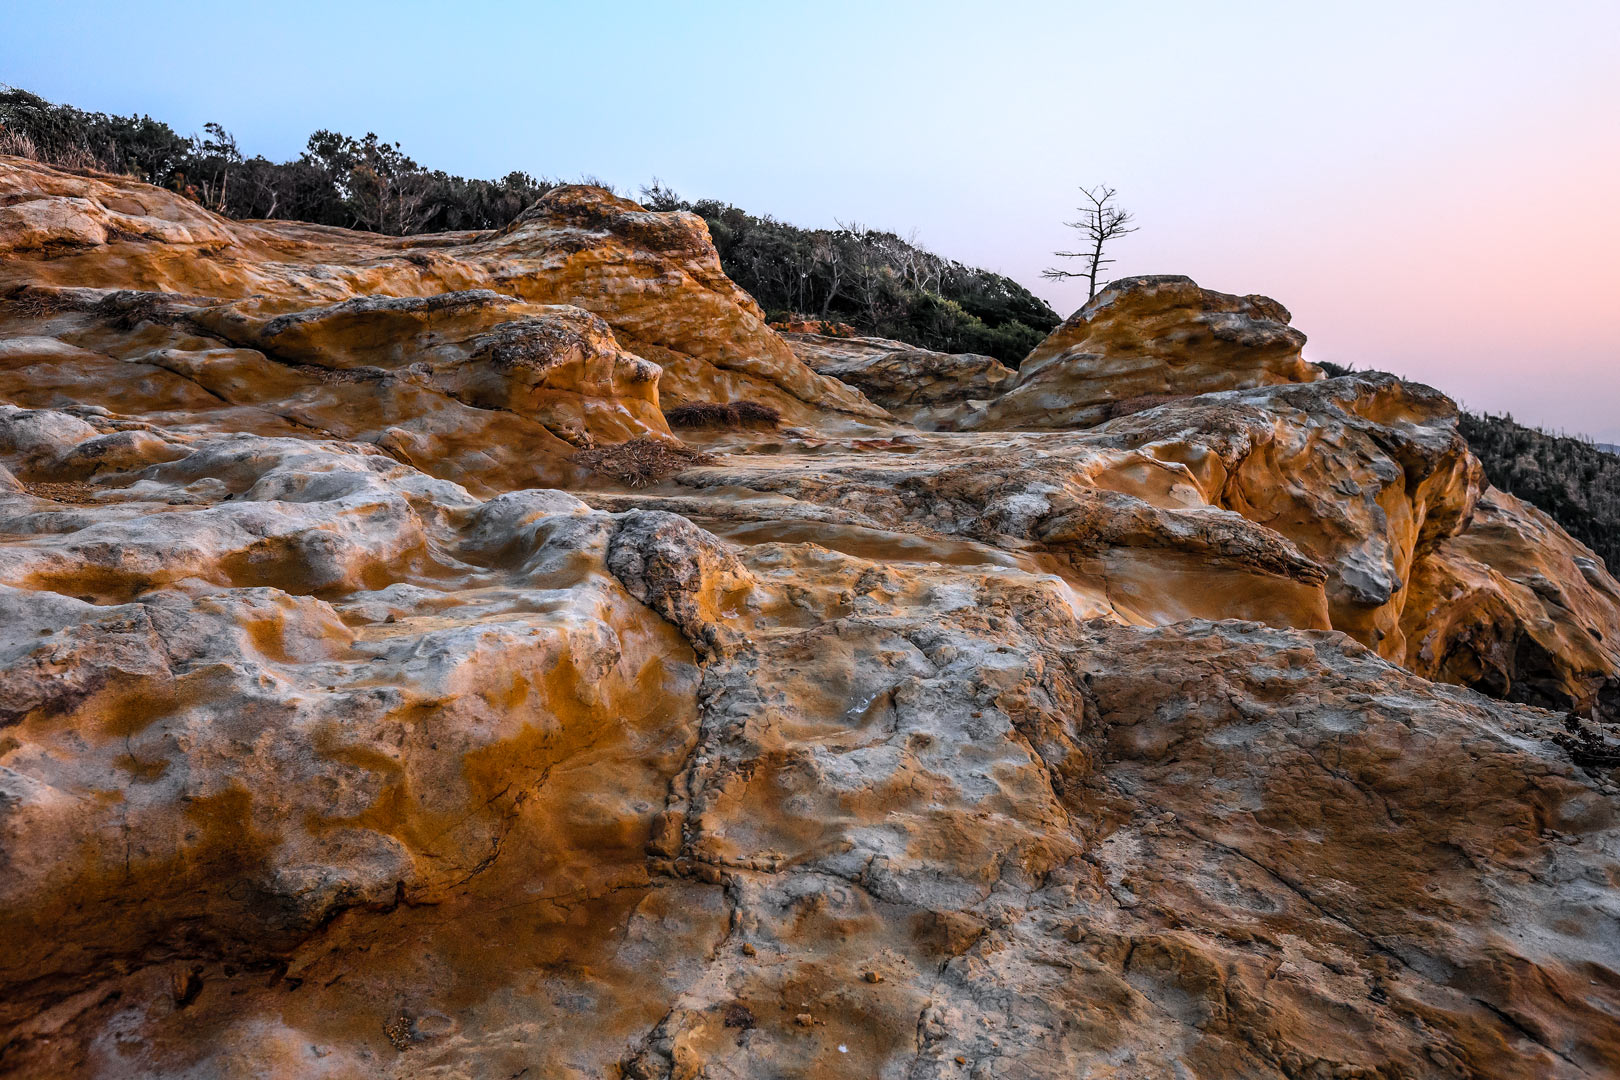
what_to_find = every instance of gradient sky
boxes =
[5,1,1618,437]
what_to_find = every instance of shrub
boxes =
[572,438,716,487]
[647,186,1061,367]
[663,401,782,429]
[1459,412,1620,570]
[0,86,558,235]
[1,85,1063,365]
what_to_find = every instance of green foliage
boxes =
[0,87,1058,363]
[9,87,1615,563]
[0,86,555,235]
[651,188,1059,366]
[1458,412,1620,570]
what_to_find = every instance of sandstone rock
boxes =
[782,330,1014,427]
[0,163,236,252]
[0,422,702,1036]
[192,289,672,445]
[1404,487,1620,717]
[0,156,888,446]
[648,373,1480,663]
[969,274,1321,431]
[6,477,1614,1077]
[0,158,1617,1079]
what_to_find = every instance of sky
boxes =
[5,0,1618,437]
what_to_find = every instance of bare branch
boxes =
[1044,182,1138,300]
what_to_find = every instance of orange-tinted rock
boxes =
[783,330,1015,427]
[0,156,887,438]
[1,157,1618,1079]
[654,373,1482,663]
[1404,487,1620,715]
[970,274,1321,431]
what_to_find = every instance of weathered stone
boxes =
[0,155,1617,1079]
[1404,487,1620,717]
[782,330,1014,427]
[968,274,1321,431]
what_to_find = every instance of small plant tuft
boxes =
[572,437,716,487]
[663,401,782,430]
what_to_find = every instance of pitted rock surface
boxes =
[1,155,1617,1078]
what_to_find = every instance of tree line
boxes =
[3,86,1613,565]
[0,87,1060,364]
[639,182,1058,364]
[1457,412,1620,571]
[0,86,555,232]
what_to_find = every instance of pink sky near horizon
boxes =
[1126,82,1620,437]
[5,0,1617,437]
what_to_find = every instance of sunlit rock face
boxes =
[0,160,887,486]
[967,274,1321,431]
[2,155,1619,1079]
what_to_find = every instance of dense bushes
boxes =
[0,87,555,233]
[640,184,1059,365]
[0,87,1060,366]
[1458,412,1620,569]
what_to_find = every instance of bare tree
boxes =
[1043,184,1137,300]
[195,123,239,214]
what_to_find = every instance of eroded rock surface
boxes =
[0,157,889,491]
[968,275,1321,431]
[2,157,1618,1079]
[782,331,1014,428]
[1404,487,1620,716]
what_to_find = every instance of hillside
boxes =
[1316,359,1620,573]
[0,86,1058,364]
[1459,411,1620,570]
[638,183,1058,364]
[1,155,1618,1077]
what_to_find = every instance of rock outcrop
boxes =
[1404,487,1620,716]
[2,156,1618,1079]
[782,330,1014,427]
[0,159,888,465]
[967,275,1320,430]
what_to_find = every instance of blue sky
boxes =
[5,0,1618,436]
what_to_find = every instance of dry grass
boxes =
[5,287,180,329]
[0,129,38,159]
[23,480,98,504]
[103,224,154,244]
[99,291,175,329]
[5,289,81,319]
[1553,714,1620,769]
[663,401,782,430]
[1098,393,1192,422]
[572,437,716,487]
[0,129,108,173]
[769,317,859,337]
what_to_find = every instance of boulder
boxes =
[970,274,1320,430]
